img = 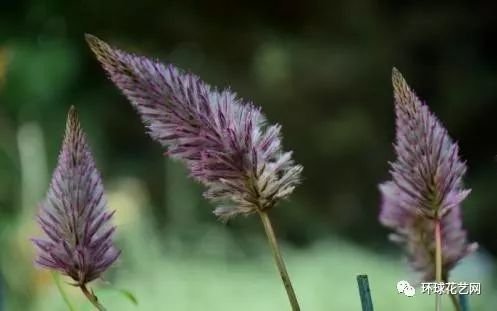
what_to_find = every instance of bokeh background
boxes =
[1,0,497,310]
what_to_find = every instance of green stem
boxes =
[356,275,375,311]
[458,293,469,311]
[51,272,77,311]
[449,293,462,311]
[80,284,106,311]
[435,219,442,311]
[258,210,300,311]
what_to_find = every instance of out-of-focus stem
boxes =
[435,219,443,311]
[258,210,300,311]
[80,284,106,311]
[458,293,469,311]
[449,293,462,311]
[52,272,76,311]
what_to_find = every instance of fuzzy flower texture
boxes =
[32,107,120,286]
[86,35,302,220]
[379,69,477,282]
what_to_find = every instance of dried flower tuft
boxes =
[379,68,477,281]
[32,106,120,286]
[85,35,302,220]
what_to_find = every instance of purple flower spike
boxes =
[32,106,120,286]
[379,68,477,282]
[85,35,302,220]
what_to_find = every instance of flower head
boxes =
[86,35,302,220]
[379,68,477,281]
[32,106,120,285]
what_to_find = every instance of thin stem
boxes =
[356,275,375,311]
[449,293,462,311]
[258,210,300,311]
[435,219,443,311]
[80,284,106,311]
[458,293,469,311]
[51,272,77,311]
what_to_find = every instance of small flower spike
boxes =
[32,106,120,287]
[379,68,477,282]
[85,35,303,220]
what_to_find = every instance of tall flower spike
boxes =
[379,68,477,282]
[85,34,302,220]
[32,107,119,310]
[86,35,303,310]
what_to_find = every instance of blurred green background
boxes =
[1,0,496,310]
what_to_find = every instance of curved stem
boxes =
[258,210,300,311]
[51,272,77,311]
[435,219,442,311]
[80,284,107,311]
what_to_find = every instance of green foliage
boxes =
[95,288,138,307]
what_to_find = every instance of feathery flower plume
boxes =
[379,68,477,287]
[85,34,302,220]
[86,35,302,310]
[32,106,119,310]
